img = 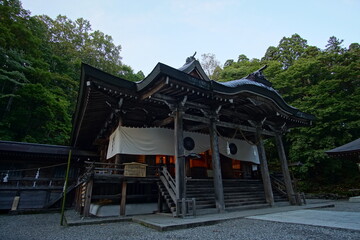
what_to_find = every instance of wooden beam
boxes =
[153,116,174,127]
[75,185,82,213]
[158,191,164,213]
[217,121,275,136]
[186,123,208,131]
[218,108,250,120]
[182,113,276,136]
[209,118,225,212]
[115,154,122,174]
[140,78,169,100]
[120,181,127,216]
[255,127,274,206]
[83,179,93,217]
[152,93,210,110]
[183,114,209,124]
[275,133,296,205]
[73,86,92,147]
[175,107,186,202]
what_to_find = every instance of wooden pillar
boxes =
[83,179,93,217]
[158,191,164,213]
[275,132,296,205]
[120,181,127,216]
[115,154,122,174]
[209,118,225,212]
[74,185,80,212]
[255,127,274,206]
[175,107,186,201]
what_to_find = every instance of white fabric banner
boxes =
[107,126,259,164]
[218,137,259,164]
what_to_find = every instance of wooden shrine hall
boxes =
[71,55,315,217]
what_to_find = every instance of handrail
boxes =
[84,161,122,175]
[84,161,159,177]
[159,166,177,204]
[84,161,121,167]
[270,174,307,205]
[270,175,287,197]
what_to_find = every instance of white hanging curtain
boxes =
[218,138,259,164]
[106,126,259,164]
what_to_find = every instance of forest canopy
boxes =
[0,0,144,145]
[218,34,360,191]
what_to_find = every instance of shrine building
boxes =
[70,55,315,217]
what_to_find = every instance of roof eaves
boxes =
[136,63,163,91]
[326,138,360,154]
[70,64,90,146]
[0,140,98,157]
[212,80,315,121]
[82,63,136,90]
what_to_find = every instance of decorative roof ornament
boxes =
[185,52,197,64]
[178,52,210,81]
[246,65,272,87]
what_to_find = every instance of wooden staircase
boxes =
[157,167,177,216]
[186,179,270,211]
[158,175,287,215]
[45,168,93,209]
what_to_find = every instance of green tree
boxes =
[325,36,344,54]
[277,33,308,69]
[0,0,143,144]
[2,83,71,144]
[224,59,234,68]
[217,34,360,192]
[0,48,30,110]
[262,46,279,61]
[237,54,249,62]
[270,42,360,188]
[200,53,221,79]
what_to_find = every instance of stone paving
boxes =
[248,209,360,231]
[1,199,359,240]
[65,199,357,231]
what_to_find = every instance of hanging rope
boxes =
[237,127,261,146]
[214,126,261,146]
[2,171,9,183]
[0,162,68,173]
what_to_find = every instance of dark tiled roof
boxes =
[177,59,210,81]
[71,62,316,149]
[0,140,98,157]
[326,138,360,157]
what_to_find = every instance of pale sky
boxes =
[21,0,360,75]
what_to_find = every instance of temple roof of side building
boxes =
[325,138,360,158]
[0,140,98,159]
[71,58,315,150]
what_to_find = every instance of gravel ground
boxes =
[1,201,359,240]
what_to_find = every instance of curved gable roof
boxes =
[178,59,210,81]
[72,61,315,149]
[137,62,314,121]
[213,78,313,119]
